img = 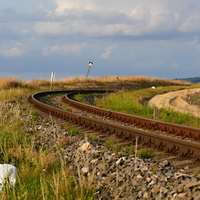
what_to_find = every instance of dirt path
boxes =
[148,88,200,118]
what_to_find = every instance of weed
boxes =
[124,145,134,154]
[137,149,155,159]
[87,134,102,143]
[104,139,114,149]
[112,145,122,153]
[152,165,158,175]
[0,100,97,199]
[68,127,80,136]
[31,110,40,124]
[194,168,200,176]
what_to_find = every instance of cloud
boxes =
[101,44,117,59]
[43,42,89,56]
[33,20,139,37]
[32,1,198,39]
[179,15,200,32]
[53,0,165,16]
[1,6,16,15]
[1,47,23,57]
[2,0,200,80]
[0,43,25,57]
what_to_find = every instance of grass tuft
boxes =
[137,149,155,159]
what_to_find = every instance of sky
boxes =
[1,0,200,80]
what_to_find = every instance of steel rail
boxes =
[28,90,200,160]
[63,92,200,140]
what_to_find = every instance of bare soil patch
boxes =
[148,88,200,117]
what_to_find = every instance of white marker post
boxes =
[153,107,159,120]
[50,72,55,90]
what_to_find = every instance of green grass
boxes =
[0,99,96,199]
[137,149,155,159]
[94,85,200,128]
[190,96,200,105]
[68,127,80,136]
[104,139,135,154]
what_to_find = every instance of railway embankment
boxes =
[30,112,200,199]
[26,95,200,199]
[62,138,200,199]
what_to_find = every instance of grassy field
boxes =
[0,75,199,199]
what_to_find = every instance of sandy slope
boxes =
[148,88,200,118]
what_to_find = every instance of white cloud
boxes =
[0,43,25,57]
[179,15,200,32]
[101,44,117,59]
[33,20,133,37]
[49,0,200,37]
[43,42,89,56]
[33,21,63,36]
[53,0,168,16]
[32,0,198,38]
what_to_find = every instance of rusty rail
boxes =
[63,92,200,140]
[28,90,200,160]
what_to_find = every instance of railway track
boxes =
[28,90,200,160]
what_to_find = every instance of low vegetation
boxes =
[0,75,199,198]
[0,100,96,199]
[92,85,200,128]
[137,149,155,159]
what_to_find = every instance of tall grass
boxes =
[59,75,191,85]
[24,75,191,88]
[0,75,191,95]
[0,100,96,199]
[0,77,22,89]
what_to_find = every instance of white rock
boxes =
[0,164,17,190]
[90,159,98,164]
[78,142,92,151]
[81,167,89,174]
[116,157,126,165]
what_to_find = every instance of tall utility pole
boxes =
[86,62,93,79]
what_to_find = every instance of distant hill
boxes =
[176,77,200,83]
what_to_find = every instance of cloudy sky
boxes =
[1,0,200,80]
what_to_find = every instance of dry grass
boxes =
[58,75,191,85]
[0,76,22,89]
[25,79,50,87]
[0,76,191,93]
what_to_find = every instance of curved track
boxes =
[28,90,200,160]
